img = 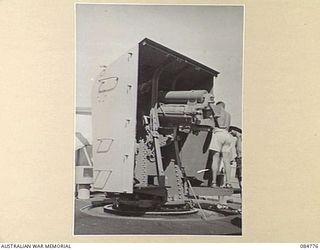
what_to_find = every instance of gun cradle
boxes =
[92,38,222,209]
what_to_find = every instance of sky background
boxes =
[76,4,243,142]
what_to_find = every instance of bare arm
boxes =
[226,112,231,130]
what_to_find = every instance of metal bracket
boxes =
[127,52,133,61]
[93,170,113,189]
[98,77,119,93]
[96,138,114,153]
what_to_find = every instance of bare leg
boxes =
[211,150,220,185]
[218,152,223,173]
[222,152,232,185]
[235,157,242,190]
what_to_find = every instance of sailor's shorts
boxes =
[209,128,233,153]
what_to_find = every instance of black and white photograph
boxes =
[75,4,244,235]
[3,0,320,245]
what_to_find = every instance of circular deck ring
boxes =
[103,204,198,216]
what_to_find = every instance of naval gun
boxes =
[91,38,228,214]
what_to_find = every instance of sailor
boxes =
[233,131,242,189]
[209,101,233,188]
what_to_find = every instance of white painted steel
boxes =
[92,47,138,193]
